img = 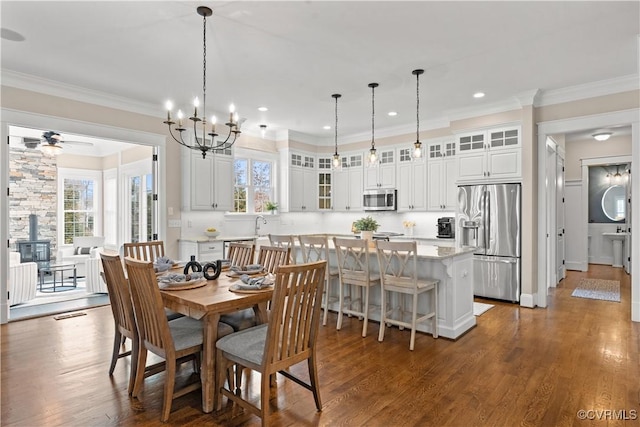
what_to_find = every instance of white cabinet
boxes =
[332,154,363,211]
[317,157,333,210]
[289,152,317,212]
[364,149,395,189]
[179,240,224,263]
[427,141,458,211]
[456,127,521,182]
[186,144,233,211]
[396,148,426,212]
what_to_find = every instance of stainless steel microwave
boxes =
[363,189,397,211]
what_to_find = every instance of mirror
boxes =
[601,185,626,221]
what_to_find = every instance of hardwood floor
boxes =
[2,265,638,426]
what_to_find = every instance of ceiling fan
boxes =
[22,131,95,153]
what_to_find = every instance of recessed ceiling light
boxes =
[593,132,612,141]
[473,92,485,99]
[388,111,398,116]
[323,125,331,130]
[257,106,268,112]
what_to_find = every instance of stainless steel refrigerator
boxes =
[458,183,521,302]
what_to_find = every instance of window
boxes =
[234,157,273,213]
[58,168,102,245]
[122,159,153,243]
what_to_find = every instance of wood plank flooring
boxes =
[2,265,638,426]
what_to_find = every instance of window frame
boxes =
[232,148,278,214]
[57,168,103,246]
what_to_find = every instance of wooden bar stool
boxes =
[299,235,339,326]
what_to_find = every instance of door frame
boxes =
[1,108,167,323]
[536,108,639,321]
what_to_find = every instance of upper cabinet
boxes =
[317,157,333,211]
[289,152,317,212]
[183,139,233,211]
[456,126,521,183]
[333,153,363,211]
[364,149,395,189]
[427,141,458,211]
[396,148,426,212]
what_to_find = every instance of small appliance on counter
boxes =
[437,217,455,238]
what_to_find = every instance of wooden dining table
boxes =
[160,273,273,413]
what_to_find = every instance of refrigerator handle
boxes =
[485,189,490,251]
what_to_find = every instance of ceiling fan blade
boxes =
[22,137,41,149]
[62,140,94,147]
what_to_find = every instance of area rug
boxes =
[571,278,620,302]
[473,302,495,316]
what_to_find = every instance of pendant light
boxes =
[367,82,379,167]
[331,93,342,169]
[412,69,424,159]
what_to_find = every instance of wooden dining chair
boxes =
[124,256,234,422]
[268,234,296,263]
[100,252,201,396]
[123,240,165,263]
[298,235,340,326]
[216,260,327,426]
[375,240,439,350]
[257,245,290,274]
[227,242,255,267]
[333,237,380,338]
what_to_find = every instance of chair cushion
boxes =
[220,308,258,331]
[167,317,235,351]
[216,324,267,366]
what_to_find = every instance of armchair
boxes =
[9,252,37,306]
[85,247,108,294]
[57,236,105,277]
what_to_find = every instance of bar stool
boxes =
[375,240,438,351]
[332,237,380,337]
[298,235,340,326]
[268,234,297,263]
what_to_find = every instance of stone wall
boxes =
[9,147,58,259]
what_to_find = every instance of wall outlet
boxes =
[168,219,181,228]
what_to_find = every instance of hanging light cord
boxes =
[334,95,339,155]
[416,72,420,143]
[197,11,207,147]
[370,84,376,150]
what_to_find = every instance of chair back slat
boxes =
[124,257,173,357]
[257,245,290,274]
[100,252,137,335]
[264,261,326,369]
[375,240,419,288]
[268,234,296,263]
[123,241,166,263]
[333,237,372,283]
[228,242,255,267]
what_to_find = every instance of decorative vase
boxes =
[360,230,374,247]
[404,226,414,237]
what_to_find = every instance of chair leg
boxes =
[378,288,386,343]
[362,285,370,337]
[161,358,176,422]
[128,335,140,396]
[336,281,344,330]
[322,279,329,326]
[432,285,439,339]
[260,370,271,427]
[308,354,322,411]
[132,340,147,398]
[235,363,243,393]
[410,292,418,351]
[215,349,228,411]
[109,328,122,375]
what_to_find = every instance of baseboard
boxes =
[566,261,584,271]
[520,293,536,308]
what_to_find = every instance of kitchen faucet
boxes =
[255,215,267,236]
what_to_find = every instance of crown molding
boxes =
[536,74,639,107]
[445,97,523,122]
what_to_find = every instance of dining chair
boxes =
[332,237,380,337]
[375,240,439,350]
[123,240,165,263]
[124,256,234,422]
[216,260,327,426]
[298,235,340,326]
[268,234,297,263]
[227,242,256,267]
[257,245,291,274]
[100,252,204,396]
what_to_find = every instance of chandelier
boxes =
[367,82,379,167]
[412,69,425,159]
[163,6,241,159]
[331,93,342,169]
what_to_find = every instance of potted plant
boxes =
[265,200,279,214]
[353,215,379,243]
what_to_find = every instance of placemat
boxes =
[159,279,207,291]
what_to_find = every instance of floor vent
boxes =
[53,312,87,320]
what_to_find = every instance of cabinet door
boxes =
[411,161,427,211]
[302,169,317,211]
[348,167,363,210]
[213,156,233,211]
[290,168,306,211]
[487,149,521,179]
[364,167,379,189]
[457,153,486,181]
[198,241,223,262]
[443,157,459,210]
[190,155,215,210]
[397,162,413,211]
[332,169,349,211]
[379,163,396,188]
[427,161,443,210]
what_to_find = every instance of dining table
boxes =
[160,272,273,413]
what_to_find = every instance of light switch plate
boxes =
[168,219,181,228]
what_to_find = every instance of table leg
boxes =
[253,302,269,324]
[201,312,220,413]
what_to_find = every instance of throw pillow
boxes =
[74,246,95,255]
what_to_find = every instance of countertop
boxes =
[179,236,258,243]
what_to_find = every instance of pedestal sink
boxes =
[603,232,629,268]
